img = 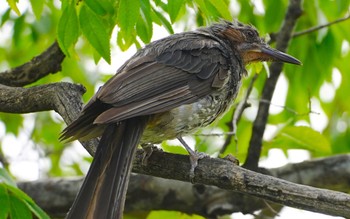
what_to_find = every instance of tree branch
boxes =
[244,0,303,170]
[293,14,350,38]
[0,82,98,155]
[0,42,65,87]
[18,154,350,218]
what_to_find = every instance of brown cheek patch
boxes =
[221,28,245,43]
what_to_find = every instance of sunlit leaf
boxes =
[1,9,11,26]
[6,0,20,16]
[117,0,140,35]
[9,195,32,219]
[85,0,106,16]
[0,168,17,187]
[6,183,50,219]
[147,210,205,219]
[0,185,10,218]
[13,14,25,47]
[265,126,331,154]
[207,0,231,20]
[80,4,111,63]
[136,15,152,43]
[161,141,188,155]
[168,0,185,23]
[29,0,44,20]
[57,3,79,56]
[151,7,174,34]
[0,114,23,135]
[117,30,135,51]
[24,199,50,219]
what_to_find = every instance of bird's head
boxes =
[214,21,301,66]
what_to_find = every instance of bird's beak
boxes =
[260,46,302,65]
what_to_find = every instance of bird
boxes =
[60,20,301,219]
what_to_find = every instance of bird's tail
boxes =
[66,117,149,219]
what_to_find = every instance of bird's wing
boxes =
[92,35,232,124]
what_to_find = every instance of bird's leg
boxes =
[177,136,208,181]
[141,143,159,166]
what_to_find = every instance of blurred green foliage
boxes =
[1,0,350,218]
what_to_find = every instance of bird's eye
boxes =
[246,30,255,38]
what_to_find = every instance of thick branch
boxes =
[0,42,65,87]
[19,154,350,218]
[0,82,98,155]
[244,0,303,170]
[0,83,83,114]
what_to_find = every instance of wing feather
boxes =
[90,34,231,124]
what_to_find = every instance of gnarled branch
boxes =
[0,42,65,87]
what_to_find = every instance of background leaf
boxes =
[80,4,111,63]
[265,126,331,154]
[6,0,21,16]
[168,0,185,23]
[57,2,79,56]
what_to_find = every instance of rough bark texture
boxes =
[0,42,65,87]
[18,154,350,218]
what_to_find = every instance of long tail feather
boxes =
[66,116,149,219]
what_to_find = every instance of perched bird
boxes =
[61,20,301,219]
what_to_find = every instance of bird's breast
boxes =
[141,85,238,144]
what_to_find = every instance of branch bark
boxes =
[0,82,98,155]
[0,42,65,87]
[18,154,350,218]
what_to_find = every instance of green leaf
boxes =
[161,141,188,155]
[7,185,50,219]
[6,0,21,16]
[117,30,135,51]
[1,9,11,26]
[80,4,111,63]
[0,185,10,219]
[117,0,140,35]
[0,114,23,135]
[29,0,45,20]
[85,0,114,16]
[151,7,174,34]
[57,2,79,56]
[168,0,185,23]
[207,0,231,20]
[9,195,32,219]
[147,210,205,219]
[0,168,17,187]
[266,126,331,154]
[136,0,153,44]
[13,14,25,47]
[136,15,152,43]
[24,200,50,219]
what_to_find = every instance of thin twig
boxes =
[269,14,350,43]
[257,99,319,116]
[293,14,350,38]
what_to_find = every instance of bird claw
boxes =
[141,143,158,166]
[177,136,208,182]
[188,151,208,181]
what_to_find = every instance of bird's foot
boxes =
[188,150,208,181]
[141,143,159,166]
[177,136,209,182]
